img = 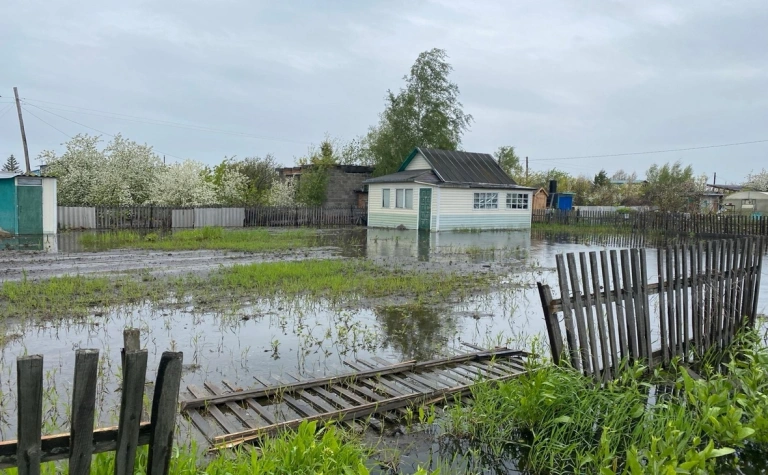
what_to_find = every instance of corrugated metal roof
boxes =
[0,171,22,179]
[401,148,517,186]
[363,169,440,185]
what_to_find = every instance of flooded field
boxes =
[0,228,766,473]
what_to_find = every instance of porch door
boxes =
[418,188,432,231]
[17,178,43,235]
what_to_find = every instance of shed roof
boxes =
[0,171,22,179]
[724,191,768,201]
[365,147,536,190]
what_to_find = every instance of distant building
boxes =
[363,148,535,231]
[278,164,374,208]
[0,172,58,236]
[723,191,768,215]
[532,188,548,210]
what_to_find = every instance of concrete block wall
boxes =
[324,167,372,208]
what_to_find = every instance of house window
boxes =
[473,192,498,209]
[404,189,413,209]
[382,189,390,208]
[395,189,404,208]
[506,193,529,209]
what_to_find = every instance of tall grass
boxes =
[443,331,768,473]
[79,227,319,252]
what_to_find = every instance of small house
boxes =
[723,191,768,215]
[532,188,548,210]
[363,148,535,231]
[0,172,58,236]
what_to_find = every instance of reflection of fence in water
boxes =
[538,237,764,381]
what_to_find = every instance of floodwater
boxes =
[0,228,766,473]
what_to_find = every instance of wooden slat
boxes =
[69,349,99,475]
[725,240,737,346]
[148,351,183,475]
[680,246,690,358]
[704,241,713,347]
[204,382,260,430]
[17,355,43,475]
[610,250,629,361]
[221,381,277,425]
[639,249,653,367]
[589,252,611,381]
[600,250,619,373]
[555,254,580,370]
[714,241,725,349]
[188,386,238,434]
[666,246,677,356]
[629,249,647,361]
[620,250,638,360]
[751,238,764,324]
[579,253,601,377]
[566,253,592,375]
[741,238,755,326]
[538,283,563,365]
[690,244,700,352]
[115,349,148,475]
[735,239,748,331]
[657,248,669,365]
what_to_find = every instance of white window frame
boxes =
[473,192,498,210]
[395,189,404,208]
[404,189,413,209]
[382,188,390,208]
[506,193,529,210]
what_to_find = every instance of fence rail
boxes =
[59,206,367,230]
[0,330,183,475]
[533,210,768,236]
[537,237,764,381]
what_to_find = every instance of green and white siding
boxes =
[367,183,532,231]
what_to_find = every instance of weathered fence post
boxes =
[148,352,183,475]
[69,349,99,475]
[17,355,43,475]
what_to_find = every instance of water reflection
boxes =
[375,304,457,360]
[0,235,57,252]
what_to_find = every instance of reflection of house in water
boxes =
[366,228,532,262]
[375,304,457,360]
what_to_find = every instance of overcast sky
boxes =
[2,0,766,183]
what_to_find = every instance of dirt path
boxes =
[0,248,339,281]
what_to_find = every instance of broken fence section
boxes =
[537,237,764,381]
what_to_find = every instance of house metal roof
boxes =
[0,171,22,179]
[364,148,536,190]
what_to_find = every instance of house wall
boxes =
[42,178,57,234]
[367,183,428,229]
[0,178,17,234]
[404,153,431,171]
[324,167,372,208]
[436,188,532,231]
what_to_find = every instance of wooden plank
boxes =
[555,254,580,370]
[466,361,507,378]
[213,369,527,448]
[665,246,677,357]
[599,250,619,375]
[312,387,352,409]
[725,239,739,346]
[121,328,140,369]
[566,253,592,376]
[537,283,563,365]
[221,381,276,425]
[0,424,153,469]
[204,382,260,430]
[588,252,612,381]
[657,248,669,365]
[181,348,525,410]
[639,249,653,367]
[714,241,725,349]
[610,250,629,361]
[679,246,690,359]
[17,355,43,475]
[116,349,149,475]
[742,238,756,326]
[403,372,446,391]
[69,349,99,475]
[579,253,601,377]
[629,249,647,361]
[371,357,395,367]
[188,385,238,434]
[620,250,638,360]
[751,238,764,325]
[282,394,319,416]
[735,238,748,331]
[704,241,713,348]
[690,244,701,352]
[148,351,183,475]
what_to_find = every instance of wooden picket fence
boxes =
[244,206,366,227]
[533,210,768,236]
[95,206,174,229]
[0,330,183,475]
[537,237,764,380]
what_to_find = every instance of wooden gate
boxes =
[537,237,764,380]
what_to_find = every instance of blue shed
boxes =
[0,172,58,236]
[552,192,574,211]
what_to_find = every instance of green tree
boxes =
[494,146,522,180]
[2,154,21,173]
[295,167,329,206]
[208,155,279,206]
[366,48,473,176]
[643,161,705,212]
[594,169,610,187]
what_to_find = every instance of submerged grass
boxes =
[0,258,496,320]
[443,332,768,474]
[79,227,320,252]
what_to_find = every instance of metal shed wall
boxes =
[58,207,96,229]
[193,208,245,227]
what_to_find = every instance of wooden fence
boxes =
[59,206,367,230]
[533,210,768,236]
[537,237,764,380]
[0,330,183,475]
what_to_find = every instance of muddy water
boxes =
[0,229,766,471]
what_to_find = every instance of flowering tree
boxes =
[40,134,162,205]
[268,178,296,206]
[744,169,768,191]
[150,160,216,206]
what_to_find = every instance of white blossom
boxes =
[150,160,216,206]
[744,169,768,191]
[268,178,297,206]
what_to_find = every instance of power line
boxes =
[21,97,313,146]
[532,139,768,161]
[0,104,14,119]
[23,102,190,162]
[21,105,73,138]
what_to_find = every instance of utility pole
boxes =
[713,172,717,186]
[13,87,31,174]
[525,156,529,183]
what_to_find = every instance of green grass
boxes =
[443,331,768,474]
[0,259,497,320]
[0,421,438,475]
[79,227,320,252]
[532,221,638,235]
